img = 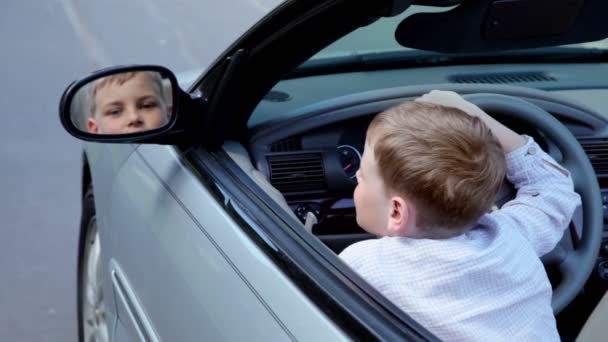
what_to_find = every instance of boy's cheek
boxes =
[353,184,362,208]
[352,186,362,219]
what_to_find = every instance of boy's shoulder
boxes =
[339,236,425,270]
[339,237,389,270]
[339,237,380,258]
[339,228,522,270]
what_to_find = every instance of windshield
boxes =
[250,4,608,128]
[311,5,608,61]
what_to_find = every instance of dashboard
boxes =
[247,63,608,264]
[235,63,608,328]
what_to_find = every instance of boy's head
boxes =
[354,101,506,239]
[87,71,170,134]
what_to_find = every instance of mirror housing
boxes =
[59,65,206,145]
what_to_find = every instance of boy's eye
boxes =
[104,107,122,116]
[140,100,159,109]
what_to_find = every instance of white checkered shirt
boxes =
[340,137,580,341]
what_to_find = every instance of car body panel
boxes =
[89,143,348,340]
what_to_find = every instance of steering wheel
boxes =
[463,94,603,314]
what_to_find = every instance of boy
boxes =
[340,90,579,341]
[87,71,171,134]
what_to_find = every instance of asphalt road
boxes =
[1,2,85,340]
[0,0,265,340]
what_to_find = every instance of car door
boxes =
[97,143,348,341]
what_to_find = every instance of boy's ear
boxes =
[387,196,410,236]
[87,118,98,133]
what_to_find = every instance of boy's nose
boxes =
[126,108,143,126]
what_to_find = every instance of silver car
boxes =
[60,1,608,341]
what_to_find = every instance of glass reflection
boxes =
[71,71,173,135]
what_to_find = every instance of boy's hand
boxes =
[415,90,526,153]
[415,90,486,117]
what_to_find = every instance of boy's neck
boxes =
[397,225,468,240]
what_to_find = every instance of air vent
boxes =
[268,153,326,193]
[449,72,557,84]
[270,137,302,152]
[580,139,608,175]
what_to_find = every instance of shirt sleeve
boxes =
[490,136,581,257]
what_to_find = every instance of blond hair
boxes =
[88,71,167,117]
[368,101,506,237]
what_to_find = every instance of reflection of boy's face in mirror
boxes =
[87,72,170,134]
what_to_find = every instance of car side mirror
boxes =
[59,65,204,144]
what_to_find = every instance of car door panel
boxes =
[122,144,347,341]
[111,260,159,342]
[103,147,289,340]
[96,144,347,341]
[84,142,140,339]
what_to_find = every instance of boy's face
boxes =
[353,137,392,236]
[87,73,168,134]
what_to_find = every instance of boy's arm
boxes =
[495,138,580,256]
[417,91,581,257]
[416,90,526,152]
